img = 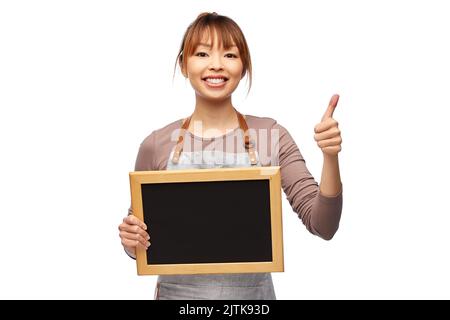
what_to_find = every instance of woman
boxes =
[118,12,343,300]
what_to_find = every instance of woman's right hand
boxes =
[119,215,150,258]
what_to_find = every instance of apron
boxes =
[154,109,276,300]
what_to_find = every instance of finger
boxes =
[314,127,341,141]
[321,145,342,155]
[120,230,150,243]
[120,231,150,248]
[314,118,338,133]
[321,94,340,121]
[123,215,147,230]
[317,136,342,148]
[119,223,150,239]
[122,239,150,251]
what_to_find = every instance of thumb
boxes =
[321,94,340,121]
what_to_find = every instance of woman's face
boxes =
[184,33,244,102]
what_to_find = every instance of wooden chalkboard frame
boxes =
[129,166,283,275]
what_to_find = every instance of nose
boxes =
[208,53,223,71]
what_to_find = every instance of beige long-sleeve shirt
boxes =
[132,114,342,240]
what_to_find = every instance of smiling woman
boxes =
[174,14,250,111]
[118,11,343,300]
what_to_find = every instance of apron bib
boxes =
[155,110,276,300]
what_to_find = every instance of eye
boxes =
[195,52,208,57]
[225,53,238,58]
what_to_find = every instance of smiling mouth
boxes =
[202,76,229,86]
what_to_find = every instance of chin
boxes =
[204,95,231,102]
[196,90,232,101]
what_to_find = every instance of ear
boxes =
[180,65,188,78]
[179,55,188,78]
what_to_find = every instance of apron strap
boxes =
[235,109,258,165]
[171,116,191,164]
[171,109,257,165]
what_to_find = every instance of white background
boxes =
[1,0,449,299]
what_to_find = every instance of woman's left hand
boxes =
[314,94,342,156]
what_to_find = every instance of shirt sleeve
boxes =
[125,132,157,259]
[128,131,157,214]
[274,123,343,240]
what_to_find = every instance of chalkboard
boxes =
[129,166,283,275]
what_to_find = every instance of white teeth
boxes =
[205,78,225,84]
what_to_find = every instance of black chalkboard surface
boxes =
[130,167,283,275]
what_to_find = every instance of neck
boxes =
[189,95,239,136]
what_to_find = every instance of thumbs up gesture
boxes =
[314,94,342,156]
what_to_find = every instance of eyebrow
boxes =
[197,43,237,48]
